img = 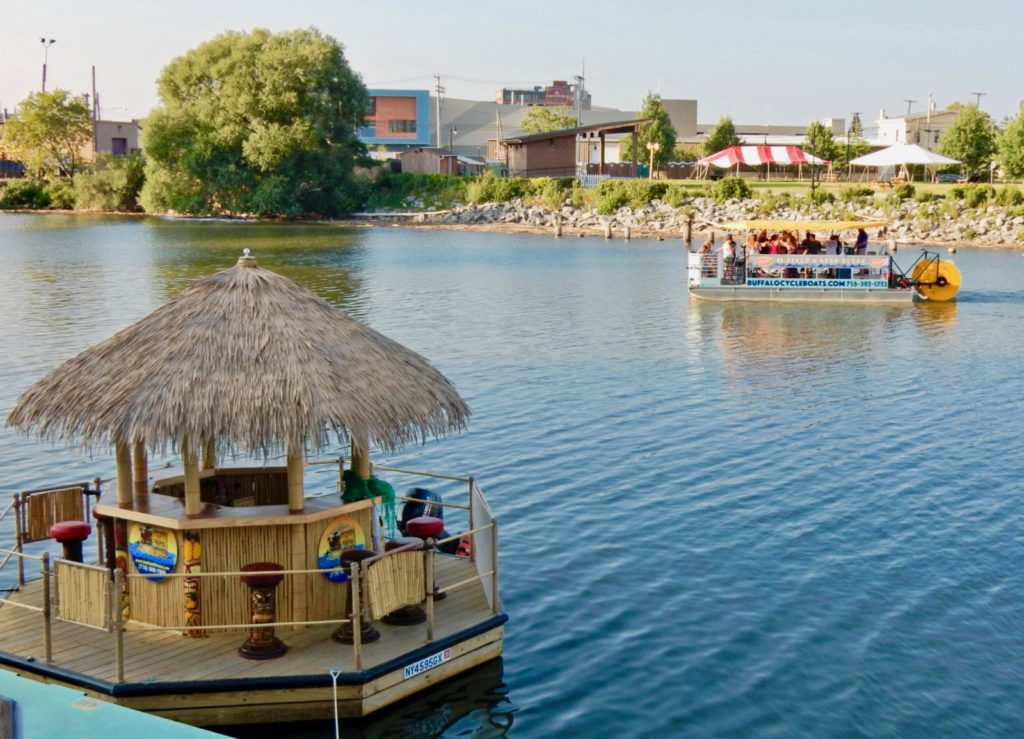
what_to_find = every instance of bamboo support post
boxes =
[624,225,631,240]
[182,438,201,516]
[351,562,362,671]
[554,214,562,237]
[115,441,132,508]
[350,440,371,479]
[491,520,500,614]
[201,438,216,470]
[132,440,148,504]
[41,553,52,662]
[287,446,304,513]
[603,222,612,239]
[112,568,125,682]
[425,545,435,642]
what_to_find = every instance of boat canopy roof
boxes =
[720,219,889,232]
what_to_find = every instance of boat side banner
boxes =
[750,255,890,270]
[745,278,890,289]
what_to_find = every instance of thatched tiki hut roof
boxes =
[7,252,470,514]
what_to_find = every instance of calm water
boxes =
[2,214,1024,737]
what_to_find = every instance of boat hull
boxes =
[689,286,915,303]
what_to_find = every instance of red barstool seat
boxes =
[50,521,91,542]
[240,562,285,588]
[405,516,444,538]
[385,537,424,552]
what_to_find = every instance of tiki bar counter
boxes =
[2,252,505,727]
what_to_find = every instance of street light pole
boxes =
[40,38,56,92]
[448,125,457,176]
[646,141,660,180]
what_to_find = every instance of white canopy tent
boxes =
[850,143,959,182]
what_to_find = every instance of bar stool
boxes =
[332,549,381,645]
[404,516,446,602]
[238,562,287,660]
[50,521,92,563]
[382,537,426,626]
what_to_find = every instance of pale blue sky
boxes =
[3,0,1021,128]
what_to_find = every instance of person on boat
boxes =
[806,233,823,255]
[827,233,842,255]
[854,228,869,255]
[720,234,737,279]
[698,236,713,254]
[768,234,784,254]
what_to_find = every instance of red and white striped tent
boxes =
[697,145,826,169]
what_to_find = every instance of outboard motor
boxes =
[399,487,460,555]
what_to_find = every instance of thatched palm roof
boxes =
[7,254,470,456]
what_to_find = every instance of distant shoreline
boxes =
[2,208,1019,250]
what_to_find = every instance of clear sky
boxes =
[3,0,1022,128]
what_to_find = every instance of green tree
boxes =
[520,106,577,134]
[617,93,677,173]
[938,104,997,176]
[702,116,740,156]
[804,121,838,195]
[2,90,92,179]
[75,152,146,211]
[140,27,368,217]
[998,111,1024,179]
[835,113,870,175]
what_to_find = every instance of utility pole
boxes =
[970,91,986,108]
[903,99,916,116]
[434,73,445,150]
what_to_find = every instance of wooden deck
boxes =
[0,554,505,726]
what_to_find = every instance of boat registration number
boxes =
[403,648,452,679]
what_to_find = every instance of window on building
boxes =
[111,138,128,156]
[388,120,417,134]
[367,98,376,117]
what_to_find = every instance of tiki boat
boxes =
[688,220,961,303]
[2,251,505,728]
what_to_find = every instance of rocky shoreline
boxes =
[353,195,1024,248]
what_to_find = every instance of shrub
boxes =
[840,186,874,202]
[661,185,693,207]
[804,189,835,205]
[44,180,76,209]
[914,190,942,203]
[0,178,50,209]
[994,186,1024,206]
[465,172,528,204]
[594,180,630,214]
[891,183,915,200]
[963,226,978,240]
[74,152,146,211]
[946,184,968,201]
[963,184,995,209]
[712,176,750,202]
[361,171,467,210]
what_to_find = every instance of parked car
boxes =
[935,172,961,183]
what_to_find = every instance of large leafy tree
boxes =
[938,104,997,176]
[998,111,1024,179]
[2,90,92,179]
[702,116,740,156]
[520,106,577,134]
[619,93,677,170]
[141,28,368,217]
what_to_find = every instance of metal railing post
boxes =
[112,568,125,682]
[491,521,500,614]
[14,497,24,586]
[467,476,475,561]
[41,553,52,662]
